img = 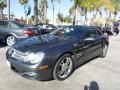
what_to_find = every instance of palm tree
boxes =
[51,0,61,24]
[38,0,47,23]
[69,6,76,25]
[33,0,38,24]
[19,0,28,4]
[78,0,96,20]
[70,0,107,23]
[70,0,120,25]
[57,12,63,23]
[69,0,80,25]
[92,0,102,18]
[105,1,115,20]
[19,0,38,24]
[58,0,61,13]
[113,0,120,20]
[0,0,7,20]
[64,15,72,23]
[51,0,55,24]
[89,0,104,25]
[99,0,119,21]
[71,0,101,24]
[19,0,29,23]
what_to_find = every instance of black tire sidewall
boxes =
[101,44,108,58]
[53,54,74,81]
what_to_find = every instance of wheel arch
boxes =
[5,33,17,41]
[52,51,75,80]
[103,39,109,47]
[56,51,76,65]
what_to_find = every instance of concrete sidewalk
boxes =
[0,35,120,90]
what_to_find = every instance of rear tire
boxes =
[6,35,16,46]
[53,54,74,81]
[100,44,108,58]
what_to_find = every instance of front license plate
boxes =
[6,60,11,67]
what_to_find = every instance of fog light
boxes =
[23,72,37,77]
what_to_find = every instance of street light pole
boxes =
[7,0,10,20]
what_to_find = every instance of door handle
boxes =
[83,45,89,49]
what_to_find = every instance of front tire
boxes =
[53,54,74,81]
[6,35,16,46]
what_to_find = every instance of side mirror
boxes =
[38,25,41,31]
[84,37,95,41]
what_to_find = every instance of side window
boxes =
[9,22,19,28]
[38,24,43,29]
[84,30,97,38]
[96,29,103,36]
[43,25,52,29]
[43,25,47,29]
[0,21,9,28]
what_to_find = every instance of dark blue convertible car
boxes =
[6,26,109,81]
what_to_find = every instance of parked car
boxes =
[0,20,38,46]
[34,23,58,34]
[6,26,109,81]
[56,25,65,28]
[103,27,113,36]
[113,22,119,35]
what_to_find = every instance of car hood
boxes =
[13,35,71,53]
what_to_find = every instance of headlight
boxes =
[23,52,45,64]
[8,48,14,56]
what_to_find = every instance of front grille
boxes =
[14,50,27,56]
[11,50,27,61]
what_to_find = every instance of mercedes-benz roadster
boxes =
[6,26,109,81]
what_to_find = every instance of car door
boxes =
[82,30,98,61]
[0,21,9,42]
[94,29,104,55]
[70,28,85,66]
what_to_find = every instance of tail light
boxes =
[22,30,35,35]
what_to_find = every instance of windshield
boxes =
[41,26,85,41]
[51,26,84,37]
[11,21,31,27]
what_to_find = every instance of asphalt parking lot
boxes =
[0,35,120,90]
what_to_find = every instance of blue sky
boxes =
[3,0,73,20]
[3,0,120,20]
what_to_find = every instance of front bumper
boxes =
[6,59,53,81]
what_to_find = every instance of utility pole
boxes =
[53,1,54,24]
[7,0,10,20]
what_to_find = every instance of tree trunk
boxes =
[0,9,3,20]
[58,2,60,25]
[73,16,76,25]
[34,0,38,24]
[108,10,111,21]
[44,3,47,23]
[94,10,99,19]
[114,14,117,20]
[72,8,76,25]
[84,8,87,23]
[113,11,117,20]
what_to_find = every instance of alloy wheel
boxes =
[103,45,108,56]
[57,57,73,78]
[53,54,74,81]
[6,35,16,46]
